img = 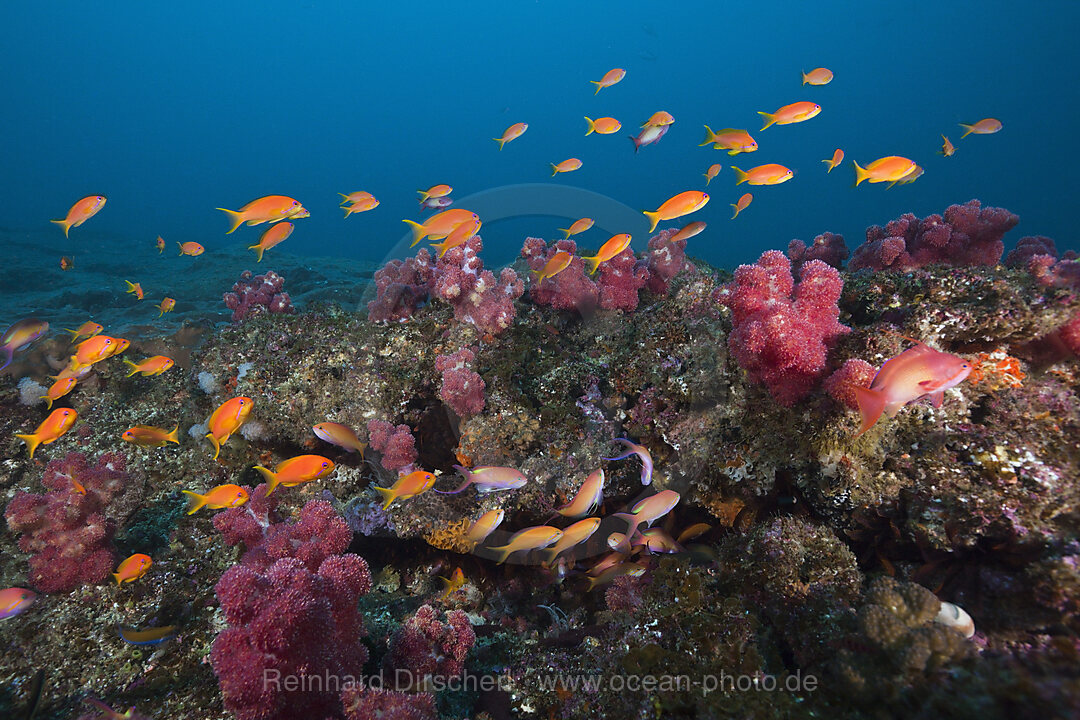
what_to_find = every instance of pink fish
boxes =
[1,318,49,372]
[437,465,527,494]
[612,489,681,540]
[0,587,37,619]
[554,468,605,518]
[628,123,669,153]
[604,438,653,485]
[853,339,973,436]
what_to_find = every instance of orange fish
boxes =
[550,158,582,176]
[558,217,594,239]
[217,195,306,234]
[757,101,821,130]
[373,470,437,509]
[205,396,254,460]
[889,165,924,188]
[581,234,632,275]
[313,422,366,455]
[732,164,794,186]
[590,67,625,94]
[41,376,77,410]
[254,454,336,496]
[487,525,563,564]
[438,567,465,601]
[60,256,74,271]
[64,321,103,343]
[959,118,1002,138]
[16,408,77,459]
[853,340,972,436]
[584,116,621,135]
[555,468,605,519]
[418,184,452,202]
[801,67,833,85]
[156,297,175,317]
[124,280,144,300]
[155,236,165,253]
[430,216,481,258]
[676,523,713,544]
[822,148,844,173]
[71,335,116,367]
[51,364,93,383]
[181,484,249,514]
[699,126,758,155]
[852,156,917,186]
[123,355,174,377]
[112,554,151,585]
[249,222,294,262]
[544,517,602,565]
[51,195,106,238]
[177,241,204,257]
[731,192,753,219]
[586,561,647,590]
[402,209,479,247]
[343,196,380,217]
[642,190,710,233]
[642,111,674,127]
[670,221,707,244]
[494,122,528,150]
[338,191,374,205]
[121,424,180,447]
[940,135,956,157]
[532,250,574,285]
[466,509,505,549]
[104,337,129,358]
[703,163,723,185]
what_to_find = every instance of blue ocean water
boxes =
[2,1,1076,274]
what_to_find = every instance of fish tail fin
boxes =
[123,359,140,377]
[853,161,869,187]
[417,189,430,202]
[253,466,279,496]
[590,80,602,94]
[853,386,886,437]
[124,280,138,294]
[166,425,180,444]
[584,116,596,136]
[550,163,559,177]
[402,219,426,247]
[493,137,507,150]
[757,111,776,131]
[583,255,601,276]
[40,395,53,410]
[181,490,207,515]
[15,433,40,459]
[205,433,222,460]
[557,227,571,239]
[112,572,123,586]
[248,243,265,263]
[698,124,716,147]
[429,239,449,259]
[63,328,79,340]
[216,208,245,234]
[731,203,741,219]
[0,347,12,373]
[51,218,73,238]
[373,485,396,510]
[822,158,833,172]
[801,70,808,85]
[959,123,974,139]
[337,193,349,202]
[612,512,641,538]
[628,134,641,153]
[488,545,512,565]
[642,210,661,234]
[732,167,748,185]
[177,242,184,256]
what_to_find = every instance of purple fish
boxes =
[1,318,49,372]
[419,196,453,211]
[437,465,527,494]
[604,438,653,485]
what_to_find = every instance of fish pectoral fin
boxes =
[927,390,945,408]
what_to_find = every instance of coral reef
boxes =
[848,199,1018,271]
[223,270,296,323]
[4,452,128,592]
[435,347,485,418]
[367,419,418,472]
[716,249,850,405]
[210,499,372,720]
[385,603,476,690]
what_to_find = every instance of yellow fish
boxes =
[181,484,249,514]
[121,424,180,447]
[112,554,151,585]
[123,355,174,377]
